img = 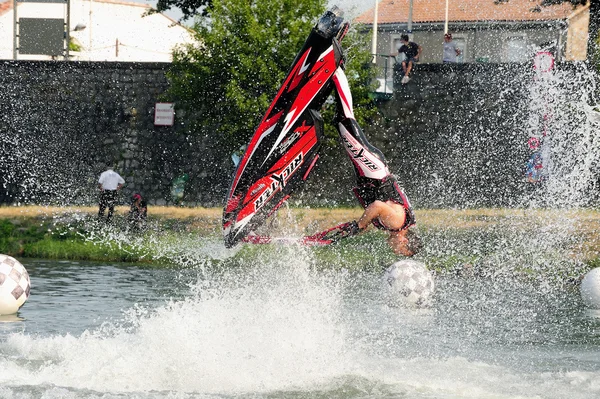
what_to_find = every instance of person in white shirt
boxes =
[97,167,125,221]
[443,33,461,63]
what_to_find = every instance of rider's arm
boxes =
[358,200,407,231]
[357,200,386,229]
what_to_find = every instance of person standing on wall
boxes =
[392,34,422,84]
[98,165,125,221]
[443,33,461,63]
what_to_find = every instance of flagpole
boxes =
[371,0,378,63]
[444,0,449,34]
[407,0,413,34]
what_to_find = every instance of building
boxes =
[0,0,196,61]
[355,0,590,66]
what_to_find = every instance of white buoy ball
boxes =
[384,259,435,307]
[580,268,600,309]
[0,255,31,315]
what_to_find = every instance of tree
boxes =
[153,0,211,20]
[166,0,376,151]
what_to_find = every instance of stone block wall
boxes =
[0,60,231,207]
[0,60,597,209]
[298,61,599,208]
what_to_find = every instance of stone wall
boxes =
[0,60,597,208]
[300,61,599,208]
[298,62,531,208]
[0,60,231,207]
[367,62,532,208]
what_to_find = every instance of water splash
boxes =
[525,62,600,208]
[1,251,351,395]
[2,258,599,398]
[421,63,600,279]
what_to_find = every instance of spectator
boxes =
[443,33,461,63]
[128,193,147,229]
[97,166,125,221]
[392,34,422,84]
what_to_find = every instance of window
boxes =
[453,37,466,63]
[506,36,528,62]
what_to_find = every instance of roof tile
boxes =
[355,0,582,24]
[0,1,12,18]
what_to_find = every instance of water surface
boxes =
[1,256,599,399]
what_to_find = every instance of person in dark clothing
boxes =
[393,34,422,84]
[128,193,147,230]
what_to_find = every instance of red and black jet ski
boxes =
[222,7,349,248]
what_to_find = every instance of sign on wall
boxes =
[19,18,64,55]
[154,103,175,126]
[533,51,555,73]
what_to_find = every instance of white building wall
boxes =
[0,0,196,61]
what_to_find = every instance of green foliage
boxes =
[2,210,599,277]
[167,0,325,149]
[68,40,82,52]
[23,238,146,263]
[153,0,212,21]
[227,231,397,273]
[166,0,377,152]
[588,257,600,269]
[0,216,168,263]
[0,219,49,256]
[0,219,15,236]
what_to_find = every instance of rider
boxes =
[351,177,421,256]
[324,68,423,256]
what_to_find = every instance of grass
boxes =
[23,238,147,263]
[0,205,598,277]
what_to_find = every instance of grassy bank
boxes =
[0,206,365,265]
[0,206,599,276]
